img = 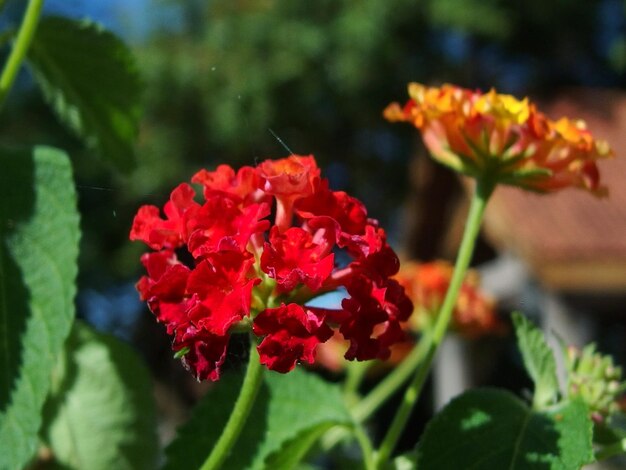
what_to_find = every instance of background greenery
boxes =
[4,0,624,284]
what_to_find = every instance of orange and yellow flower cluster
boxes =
[385,83,612,194]
[394,261,501,339]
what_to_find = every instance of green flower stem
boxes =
[375,179,495,468]
[200,339,264,470]
[0,0,45,109]
[595,438,626,461]
[320,335,432,453]
[352,333,432,422]
[344,360,371,402]
[353,423,376,470]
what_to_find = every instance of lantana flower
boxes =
[384,83,613,194]
[130,155,412,381]
[394,260,501,338]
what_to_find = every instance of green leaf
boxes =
[416,389,594,470]
[40,322,158,470]
[27,16,142,172]
[165,366,353,470]
[594,413,626,445]
[252,369,353,469]
[264,422,338,469]
[0,146,80,469]
[513,312,559,408]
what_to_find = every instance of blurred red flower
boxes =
[394,260,501,339]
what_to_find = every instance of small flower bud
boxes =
[565,343,625,420]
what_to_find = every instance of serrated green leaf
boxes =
[416,389,594,470]
[513,312,559,408]
[0,146,80,469]
[165,366,353,470]
[28,16,142,172]
[40,322,158,470]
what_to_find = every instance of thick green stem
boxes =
[200,340,264,470]
[0,0,45,109]
[375,179,494,468]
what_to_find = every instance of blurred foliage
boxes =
[29,16,143,173]
[131,0,624,202]
[133,0,429,201]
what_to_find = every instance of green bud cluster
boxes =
[565,344,626,420]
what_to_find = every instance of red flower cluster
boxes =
[130,155,412,381]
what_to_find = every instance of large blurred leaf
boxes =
[165,366,353,469]
[513,312,559,408]
[40,322,158,469]
[0,146,79,469]
[28,16,142,172]
[416,389,594,469]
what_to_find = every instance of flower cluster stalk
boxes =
[352,332,431,422]
[320,336,432,454]
[344,360,371,402]
[375,178,494,468]
[353,424,376,470]
[200,338,264,470]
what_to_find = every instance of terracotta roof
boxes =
[481,88,626,292]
